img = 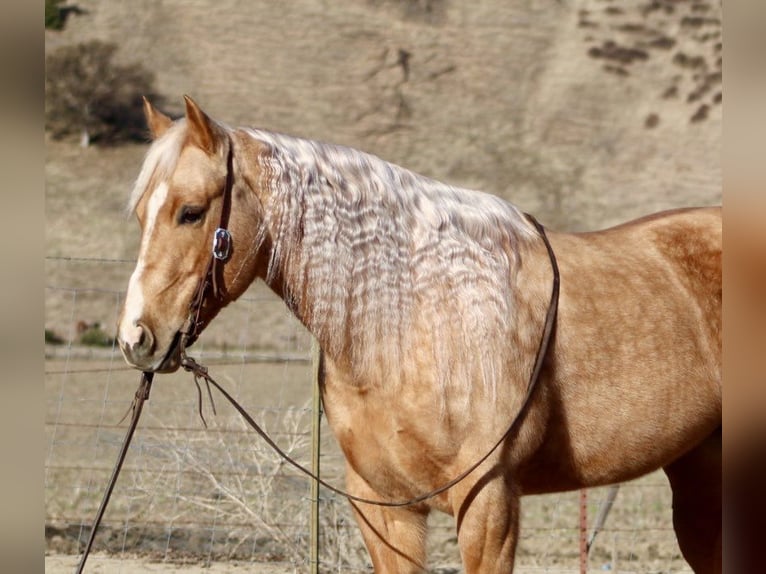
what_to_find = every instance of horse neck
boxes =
[243,129,536,390]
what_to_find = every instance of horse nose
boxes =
[119,320,156,363]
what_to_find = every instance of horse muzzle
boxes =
[118,321,183,373]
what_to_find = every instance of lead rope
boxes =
[179,212,560,508]
[73,145,236,572]
[74,372,153,574]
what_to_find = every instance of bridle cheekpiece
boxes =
[179,140,235,351]
[212,227,232,261]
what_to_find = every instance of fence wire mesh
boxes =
[45,258,691,573]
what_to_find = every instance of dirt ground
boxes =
[45,554,292,573]
[44,554,586,573]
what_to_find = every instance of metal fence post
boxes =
[579,489,588,574]
[310,338,322,574]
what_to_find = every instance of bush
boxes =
[45,40,163,146]
[44,328,65,345]
[45,0,85,30]
[45,0,65,30]
[78,324,115,347]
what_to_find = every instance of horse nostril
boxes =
[135,323,146,347]
[133,321,156,355]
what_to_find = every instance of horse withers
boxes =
[117,97,721,573]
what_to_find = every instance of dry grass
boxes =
[45,311,691,574]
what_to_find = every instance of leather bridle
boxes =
[178,141,235,352]
[75,140,237,574]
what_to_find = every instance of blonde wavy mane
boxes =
[243,128,538,399]
[126,120,540,399]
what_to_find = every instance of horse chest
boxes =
[322,385,457,500]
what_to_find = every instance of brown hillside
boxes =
[45,0,721,342]
[46,0,720,228]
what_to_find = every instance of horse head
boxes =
[117,96,270,372]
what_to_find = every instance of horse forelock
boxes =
[126,120,188,217]
[242,128,537,400]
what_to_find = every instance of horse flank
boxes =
[129,120,540,400]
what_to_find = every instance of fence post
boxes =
[310,338,322,574]
[579,489,588,574]
[588,484,620,553]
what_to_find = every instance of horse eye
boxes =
[178,206,206,225]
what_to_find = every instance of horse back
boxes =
[609,206,721,356]
[519,207,721,492]
[655,206,721,342]
[559,205,721,368]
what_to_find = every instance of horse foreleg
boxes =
[664,428,722,574]
[452,467,520,573]
[345,463,430,573]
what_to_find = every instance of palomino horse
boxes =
[118,97,721,573]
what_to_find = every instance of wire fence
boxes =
[45,257,692,573]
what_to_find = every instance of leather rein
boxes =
[182,211,559,508]
[177,138,561,506]
[75,140,559,571]
[75,146,235,573]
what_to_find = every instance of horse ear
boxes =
[142,97,172,139]
[183,95,223,155]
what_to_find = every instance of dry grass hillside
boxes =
[46,0,720,230]
[45,0,721,343]
[45,0,722,350]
